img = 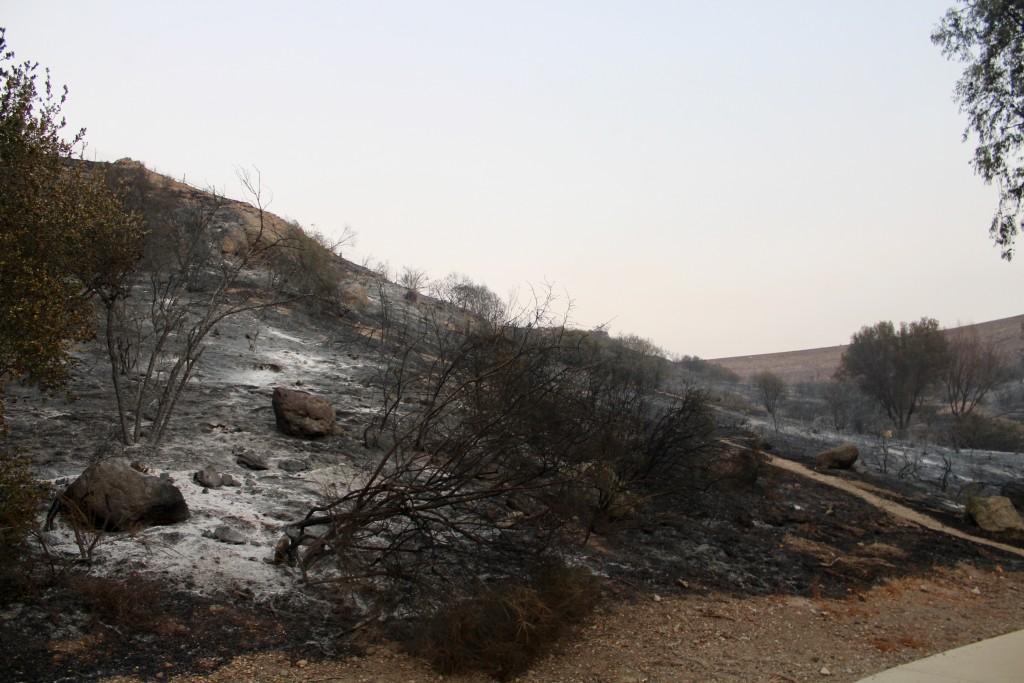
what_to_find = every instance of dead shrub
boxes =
[712,389,757,413]
[948,414,1024,452]
[265,226,347,315]
[68,573,164,632]
[339,282,370,312]
[418,562,599,680]
[0,449,48,601]
[0,450,45,550]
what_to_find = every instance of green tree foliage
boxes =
[0,28,142,429]
[933,1,1024,259]
[0,29,140,556]
[838,318,949,431]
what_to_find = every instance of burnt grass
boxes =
[762,427,1024,551]
[594,442,1024,602]
[5,437,1022,682]
[0,570,362,683]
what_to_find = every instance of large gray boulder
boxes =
[61,458,189,531]
[966,496,1024,533]
[814,444,859,470]
[272,387,335,438]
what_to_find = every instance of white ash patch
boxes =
[41,458,362,599]
[744,413,1024,497]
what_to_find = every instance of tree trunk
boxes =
[104,301,131,444]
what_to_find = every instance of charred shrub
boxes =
[949,414,1024,452]
[429,273,506,327]
[67,573,164,632]
[0,450,47,600]
[0,450,44,551]
[675,355,740,384]
[286,290,714,654]
[338,282,370,312]
[268,227,346,314]
[418,562,598,680]
[553,333,716,530]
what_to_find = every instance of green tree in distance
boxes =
[933,1,1024,259]
[838,318,949,432]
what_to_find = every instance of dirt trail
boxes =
[721,439,1024,559]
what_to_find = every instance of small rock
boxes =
[971,586,981,595]
[209,525,246,545]
[677,579,690,589]
[194,465,223,488]
[236,451,269,471]
[278,458,311,473]
[296,659,307,668]
[652,594,662,602]
[220,473,240,487]
[273,535,292,565]
[820,666,831,676]
[0,604,24,621]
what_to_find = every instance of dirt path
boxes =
[720,439,1024,560]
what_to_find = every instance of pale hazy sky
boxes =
[3,1,1020,357]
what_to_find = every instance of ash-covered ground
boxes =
[4,276,1024,682]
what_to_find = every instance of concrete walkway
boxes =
[857,629,1024,682]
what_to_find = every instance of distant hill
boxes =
[710,314,1024,384]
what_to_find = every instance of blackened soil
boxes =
[597,456,1023,602]
[763,429,1024,551]
[0,571,360,683]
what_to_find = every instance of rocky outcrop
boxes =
[272,387,335,438]
[966,495,1024,533]
[814,444,859,470]
[60,458,189,531]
